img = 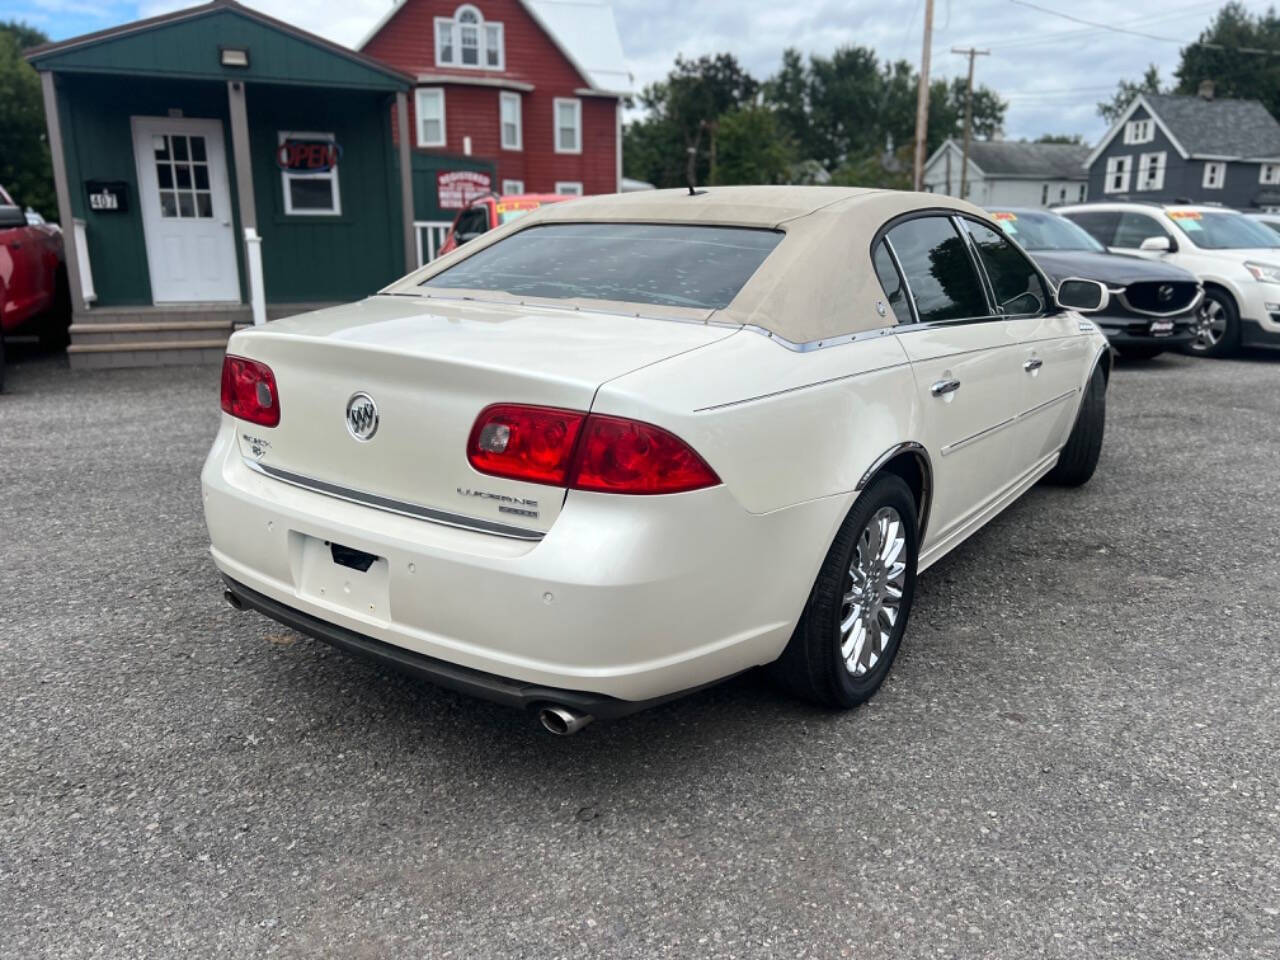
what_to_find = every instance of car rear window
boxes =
[421,223,784,309]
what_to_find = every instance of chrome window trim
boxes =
[882,237,921,325]
[242,458,545,542]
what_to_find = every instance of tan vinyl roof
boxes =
[386,186,992,345]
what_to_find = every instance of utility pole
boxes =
[952,46,990,200]
[912,0,935,191]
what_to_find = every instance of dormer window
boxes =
[435,5,504,70]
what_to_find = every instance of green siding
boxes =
[55,73,401,307]
[248,84,404,302]
[31,8,405,92]
[57,74,246,306]
[411,154,496,222]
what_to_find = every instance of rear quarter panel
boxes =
[593,330,923,516]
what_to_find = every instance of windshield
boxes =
[1167,210,1280,249]
[989,210,1104,252]
[421,223,784,309]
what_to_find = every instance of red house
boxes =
[360,0,630,201]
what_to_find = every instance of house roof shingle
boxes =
[960,140,1091,180]
[1142,93,1280,158]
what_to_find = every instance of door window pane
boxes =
[173,136,189,161]
[177,192,194,218]
[884,216,988,323]
[872,241,913,325]
[1113,212,1171,248]
[1061,210,1121,246]
[964,220,1048,316]
[160,191,177,218]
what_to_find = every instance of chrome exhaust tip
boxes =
[538,705,594,736]
[223,589,245,611]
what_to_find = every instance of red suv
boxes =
[438,193,574,256]
[1,185,67,390]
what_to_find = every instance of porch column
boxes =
[226,79,266,326]
[396,90,417,273]
[38,71,87,315]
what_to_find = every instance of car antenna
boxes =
[686,147,706,196]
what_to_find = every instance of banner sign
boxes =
[437,170,492,210]
[277,139,342,173]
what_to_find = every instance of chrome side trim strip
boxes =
[941,386,1079,457]
[941,416,1017,456]
[1018,388,1078,421]
[242,459,545,542]
[856,440,929,491]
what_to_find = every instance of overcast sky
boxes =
[10,0,1262,143]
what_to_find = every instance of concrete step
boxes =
[67,339,229,369]
[70,321,235,346]
[73,304,251,326]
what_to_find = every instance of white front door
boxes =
[132,117,239,303]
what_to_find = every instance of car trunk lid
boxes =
[226,295,736,537]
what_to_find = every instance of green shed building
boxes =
[26,0,421,367]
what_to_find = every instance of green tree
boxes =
[927,77,1007,154]
[714,105,797,185]
[0,21,54,218]
[1097,64,1163,125]
[763,48,810,159]
[1175,2,1280,116]
[1034,133,1084,144]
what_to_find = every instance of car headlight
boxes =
[1244,261,1280,284]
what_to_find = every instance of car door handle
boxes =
[930,378,961,397]
[1023,358,1044,372]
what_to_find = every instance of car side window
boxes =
[963,219,1048,317]
[454,206,490,244]
[1113,211,1173,249]
[872,240,914,325]
[1062,210,1121,247]
[884,216,989,324]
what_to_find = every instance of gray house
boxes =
[1084,84,1280,210]
[922,139,1091,208]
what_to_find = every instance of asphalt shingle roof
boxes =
[964,141,1091,179]
[1143,93,1280,158]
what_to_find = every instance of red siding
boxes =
[365,0,619,196]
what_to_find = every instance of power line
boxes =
[1009,0,1280,57]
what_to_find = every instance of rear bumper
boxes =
[221,576,710,718]
[202,419,845,703]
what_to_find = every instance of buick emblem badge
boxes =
[345,392,379,442]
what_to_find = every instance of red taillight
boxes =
[467,404,720,495]
[220,355,280,427]
[467,404,586,485]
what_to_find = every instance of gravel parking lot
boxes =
[2,348,1278,959]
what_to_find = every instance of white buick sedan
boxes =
[205,187,1111,734]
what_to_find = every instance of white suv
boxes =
[1055,202,1280,357]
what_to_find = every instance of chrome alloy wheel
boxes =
[840,506,907,677]
[1192,298,1228,351]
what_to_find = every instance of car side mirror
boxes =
[1139,235,1174,253]
[1056,277,1110,313]
[0,204,26,228]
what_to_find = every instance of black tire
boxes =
[1119,345,1164,360]
[1185,287,1240,358]
[770,473,919,709]
[1044,364,1106,486]
[37,266,72,351]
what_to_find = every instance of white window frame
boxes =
[278,130,341,217]
[501,179,524,194]
[1260,163,1280,185]
[416,88,446,148]
[555,181,583,196]
[554,98,582,154]
[1203,161,1226,189]
[499,91,522,151]
[1137,151,1167,192]
[434,5,504,70]
[1104,155,1131,194]
[1124,119,1155,145]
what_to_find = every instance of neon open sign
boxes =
[276,139,342,173]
